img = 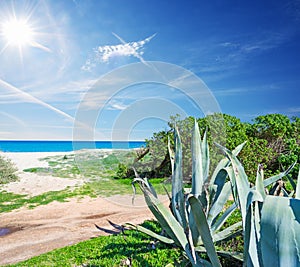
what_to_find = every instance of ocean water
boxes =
[0,140,146,152]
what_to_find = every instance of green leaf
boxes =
[142,188,184,247]
[260,196,300,267]
[171,127,187,229]
[210,141,246,187]
[207,180,232,228]
[188,195,222,267]
[210,202,237,232]
[124,223,174,244]
[224,163,250,228]
[139,187,203,266]
[168,137,175,174]
[191,120,204,197]
[212,221,242,243]
[255,165,266,200]
[262,162,296,188]
[201,130,210,184]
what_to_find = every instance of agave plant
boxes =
[127,119,297,266]
[219,145,300,267]
[128,121,244,266]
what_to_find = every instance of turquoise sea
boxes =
[0,140,146,152]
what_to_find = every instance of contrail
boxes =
[0,78,75,122]
[112,32,157,65]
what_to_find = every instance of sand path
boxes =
[0,196,155,266]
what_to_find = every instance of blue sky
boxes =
[0,0,299,140]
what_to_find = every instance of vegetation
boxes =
[8,221,184,267]
[220,143,300,266]
[0,149,171,213]
[129,120,298,266]
[0,155,18,184]
[123,114,299,185]
[1,113,299,266]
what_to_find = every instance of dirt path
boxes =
[0,195,158,266]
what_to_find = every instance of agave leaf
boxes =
[188,195,222,267]
[207,180,232,227]
[194,247,244,263]
[210,202,237,232]
[168,137,175,174]
[191,120,204,197]
[132,177,157,198]
[124,223,174,244]
[260,195,300,267]
[212,221,242,243]
[210,142,247,186]
[139,186,203,266]
[246,204,261,267]
[141,187,183,246]
[214,251,244,262]
[172,127,187,229]
[211,169,228,204]
[262,162,296,188]
[201,130,210,184]
[219,144,251,228]
[255,165,266,200]
[296,169,300,199]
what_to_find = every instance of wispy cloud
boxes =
[106,99,128,110]
[287,107,300,114]
[82,33,156,71]
[0,78,75,122]
[0,111,27,127]
[217,31,292,63]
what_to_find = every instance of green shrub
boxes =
[0,155,18,184]
[115,163,128,179]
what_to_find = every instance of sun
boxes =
[1,18,34,47]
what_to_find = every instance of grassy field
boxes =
[1,149,171,213]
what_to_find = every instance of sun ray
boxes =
[0,4,51,58]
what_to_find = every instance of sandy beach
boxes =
[0,151,158,265]
[1,152,83,196]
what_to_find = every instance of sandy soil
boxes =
[0,152,162,266]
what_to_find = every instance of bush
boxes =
[0,155,18,184]
[115,163,129,179]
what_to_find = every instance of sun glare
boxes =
[2,18,34,47]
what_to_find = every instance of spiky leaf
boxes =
[171,127,187,228]
[260,196,300,266]
[188,195,222,267]
[191,120,204,197]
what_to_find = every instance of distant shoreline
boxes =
[0,140,146,153]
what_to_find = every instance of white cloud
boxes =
[82,33,156,70]
[106,99,128,110]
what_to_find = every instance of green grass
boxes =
[0,177,171,213]
[0,149,172,213]
[8,221,184,267]
[25,150,137,179]
[0,186,93,213]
